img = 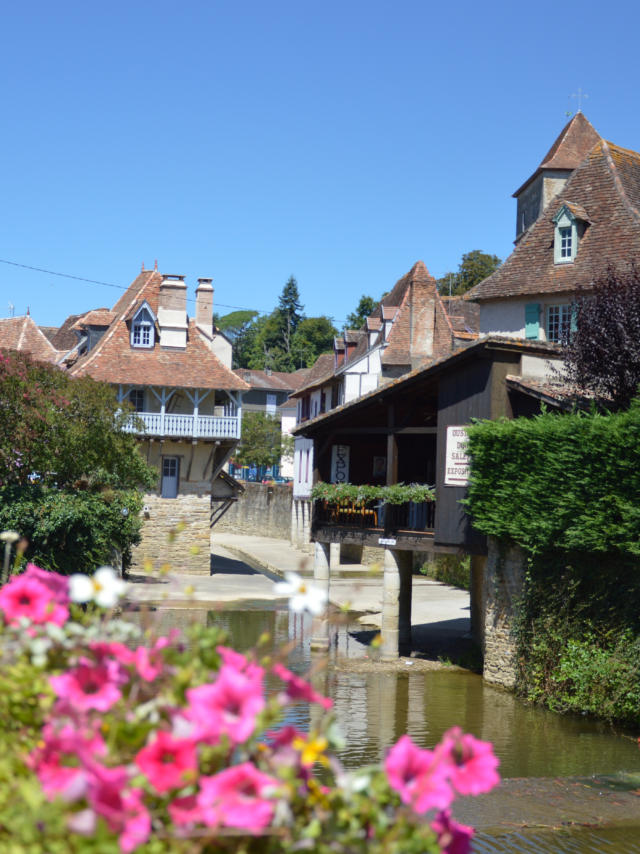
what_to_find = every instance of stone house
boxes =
[467,112,640,346]
[64,268,249,573]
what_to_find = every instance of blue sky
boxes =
[3,1,639,329]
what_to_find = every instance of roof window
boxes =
[130,305,155,349]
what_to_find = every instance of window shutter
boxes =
[525,303,540,339]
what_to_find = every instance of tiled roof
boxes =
[0,316,60,363]
[564,202,590,222]
[289,352,335,397]
[49,313,84,351]
[513,113,601,196]
[234,368,309,392]
[293,337,561,434]
[505,375,601,409]
[381,261,438,366]
[39,326,59,344]
[70,272,248,391]
[441,297,480,334]
[71,309,115,329]
[466,140,640,302]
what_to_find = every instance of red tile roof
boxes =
[71,309,115,329]
[0,316,60,363]
[234,368,310,392]
[513,113,601,196]
[467,139,640,302]
[69,271,248,391]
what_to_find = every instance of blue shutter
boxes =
[570,305,578,335]
[525,303,540,339]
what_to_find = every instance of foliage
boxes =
[346,295,378,330]
[311,482,435,506]
[436,250,501,296]
[232,279,336,371]
[0,351,155,573]
[290,316,336,369]
[0,485,144,574]
[419,554,470,591]
[464,402,640,555]
[215,310,260,368]
[561,263,640,408]
[0,563,499,852]
[515,552,640,726]
[235,413,285,469]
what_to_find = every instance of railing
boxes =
[313,498,435,533]
[123,412,240,439]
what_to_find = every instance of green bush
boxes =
[465,400,640,555]
[419,555,470,591]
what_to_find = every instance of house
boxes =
[467,112,640,347]
[232,367,310,479]
[0,313,62,364]
[289,260,479,546]
[65,268,249,573]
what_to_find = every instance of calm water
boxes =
[127,603,640,852]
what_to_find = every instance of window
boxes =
[128,388,145,412]
[130,305,155,348]
[553,205,582,265]
[546,304,571,343]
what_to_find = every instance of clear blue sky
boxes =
[3,0,639,329]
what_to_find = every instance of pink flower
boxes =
[0,574,68,627]
[30,723,105,801]
[118,789,151,854]
[133,636,170,681]
[431,809,474,854]
[186,663,265,744]
[272,663,333,709]
[385,735,452,813]
[50,658,123,713]
[135,731,198,793]
[217,645,251,670]
[436,727,500,796]
[197,763,278,832]
[22,564,69,605]
[169,794,203,828]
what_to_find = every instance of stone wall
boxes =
[215,483,293,541]
[482,537,526,689]
[130,494,211,575]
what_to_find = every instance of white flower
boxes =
[273,571,328,615]
[69,566,127,608]
[0,530,20,543]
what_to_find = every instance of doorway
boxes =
[161,456,179,498]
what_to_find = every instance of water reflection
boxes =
[125,603,640,779]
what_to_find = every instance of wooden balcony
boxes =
[313,498,435,549]
[123,411,241,440]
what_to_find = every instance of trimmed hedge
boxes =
[464,400,640,556]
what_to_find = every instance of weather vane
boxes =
[567,88,589,116]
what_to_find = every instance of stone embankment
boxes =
[130,494,211,575]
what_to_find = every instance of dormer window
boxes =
[130,304,156,349]
[553,204,587,265]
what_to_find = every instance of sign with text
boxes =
[445,425,470,486]
[330,444,350,484]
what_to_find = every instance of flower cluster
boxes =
[0,562,500,853]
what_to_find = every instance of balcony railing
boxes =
[313,498,435,534]
[123,412,240,439]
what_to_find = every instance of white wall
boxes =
[293,437,314,498]
[480,293,577,341]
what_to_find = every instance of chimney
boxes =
[157,274,188,348]
[195,277,214,337]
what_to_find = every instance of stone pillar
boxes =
[329,542,340,569]
[311,541,331,651]
[381,548,413,660]
[482,538,526,688]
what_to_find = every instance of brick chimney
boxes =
[158,274,188,348]
[407,262,437,367]
[195,277,214,337]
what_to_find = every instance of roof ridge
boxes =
[600,139,640,225]
[74,271,160,373]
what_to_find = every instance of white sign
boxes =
[378,537,397,546]
[330,444,350,484]
[445,425,470,486]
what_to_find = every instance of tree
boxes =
[216,310,260,368]
[346,295,378,329]
[437,250,501,296]
[562,264,640,409]
[291,316,337,368]
[234,412,284,468]
[0,350,156,572]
